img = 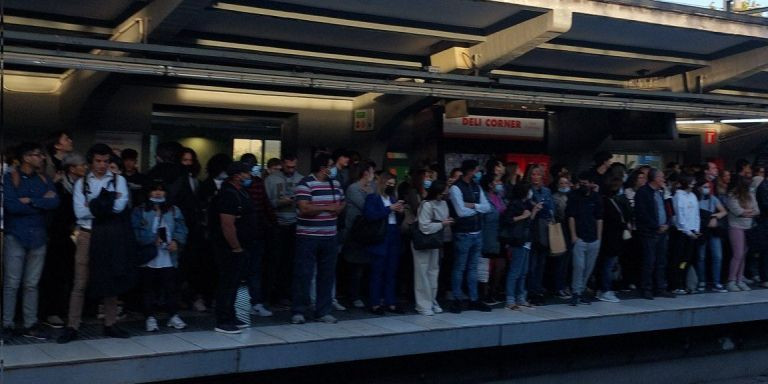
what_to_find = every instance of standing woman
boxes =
[670,174,701,295]
[504,183,541,309]
[480,174,507,304]
[523,164,553,305]
[412,180,454,315]
[696,179,728,293]
[598,177,631,303]
[726,175,759,291]
[365,172,405,315]
[342,161,376,308]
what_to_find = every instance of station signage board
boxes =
[354,109,375,132]
[443,114,545,141]
[704,129,717,145]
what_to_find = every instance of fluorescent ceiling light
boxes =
[676,120,715,124]
[720,118,768,124]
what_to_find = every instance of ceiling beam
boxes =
[538,43,709,66]
[4,15,112,35]
[487,0,768,39]
[150,0,213,42]
[430,10,571,73]
[211,2,485,43]
[627,45,768,92]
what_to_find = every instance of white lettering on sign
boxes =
[443,114,544,141]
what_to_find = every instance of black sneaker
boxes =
[234,318,250,329]
[579,296,592,305]
[23,324,49,340]
[214,324,242,334]
[57,327,79,344]
[570,294,579,306]
[469,301,492,312]
[104,325,131,339]
[656,291,676,298]
[386,306,406,315]
[370,306,386,316]
[642,291,654,300]
[448,300,463,314]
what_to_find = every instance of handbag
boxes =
[608,197,633,241]
[350,215,387,245]
[547,221,567,256]
[411,201,444,250]
[535,218,550,248]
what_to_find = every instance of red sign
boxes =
[443,114,545,141]
[704,130,717,145]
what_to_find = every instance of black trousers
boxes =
[141,267,180,317]
[640,232,669,293]
[214,248,247,325]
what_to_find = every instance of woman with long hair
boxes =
[725,175,760,292]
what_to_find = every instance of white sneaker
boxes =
[697,282,706,293]
[250,304,273,317]
[737,281,752,291]
[332,301,347,311]
[432,304,444,314]
[673,289,688,295]
[713,284,728,293]
[727,281,741,292]
[192,298,207,312]
[145,316,159,332]
[742,277,755,285]
[352,299,365,309]
[166,315,187,330]
[598,291,620,303]
[315,314,338,324]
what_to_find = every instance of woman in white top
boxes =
[412,180,454,315]
[671,174,700,295]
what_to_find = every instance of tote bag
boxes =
[548,222,567,256]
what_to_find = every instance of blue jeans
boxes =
[571,239,601,295]
[452,232,482,301]
[245,241,265,306]
[506,246,530,305]
[369,225,400,307]
[3,235,46,328]
[697,235,723,285]
[527,244,547,295]
[601,255,618,292]
[292,235,338,318]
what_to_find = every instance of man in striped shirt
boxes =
[291,153,345,324]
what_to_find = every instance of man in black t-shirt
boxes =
[212,161,265,334]
[566,171,603,306]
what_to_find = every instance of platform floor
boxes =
[4,289,768,384]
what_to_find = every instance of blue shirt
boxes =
[654,189,667,227]
[3,169,60,248]
[531,185,554,220]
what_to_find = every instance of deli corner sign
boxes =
[443,114,545,141]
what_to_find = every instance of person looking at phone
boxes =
[132,179,188,332]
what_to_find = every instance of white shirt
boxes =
[73,170,129,229]
[672,189,700,235]
[382,196,397,224]
[146,214,174,269]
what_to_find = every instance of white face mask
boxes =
[701,187,711,196]
[526,190,534,200]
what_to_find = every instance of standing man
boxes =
[211,161,264,333]
[2,143,60,340]
[265,153,303,307]
[566,171,603,305]
[290,153,345,324]
[58,143,132,343]
[635,168,675,300]
[448,160,492,313]
[239,153,275,317]
[331,149,352,191]
[122,148,149,207]
[43,130,74,181]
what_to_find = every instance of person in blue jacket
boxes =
[132,179,189,332]
[364,171,405,315]
[2,142,60,340]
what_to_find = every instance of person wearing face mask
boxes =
[479,174,507,305]
[364,172,405,315]
[448,160,493,313]
[696,178,729,293]
[209,161,264,333]
[670,174,701,295]
[132,180,188,332]
[552,176,573,299]
[239,153,276,317]
[566,171,603,305]
[265,153,304,308]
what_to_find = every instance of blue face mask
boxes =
[329,166,339,179]
[473,172,482,183]
[250,165,262,178]
[149,197,165,204]
[494,184,505,194]
[423,179,433,189]
[241,178,253,188]
[558,187,571,194]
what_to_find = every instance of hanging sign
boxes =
[443,114,545,141]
